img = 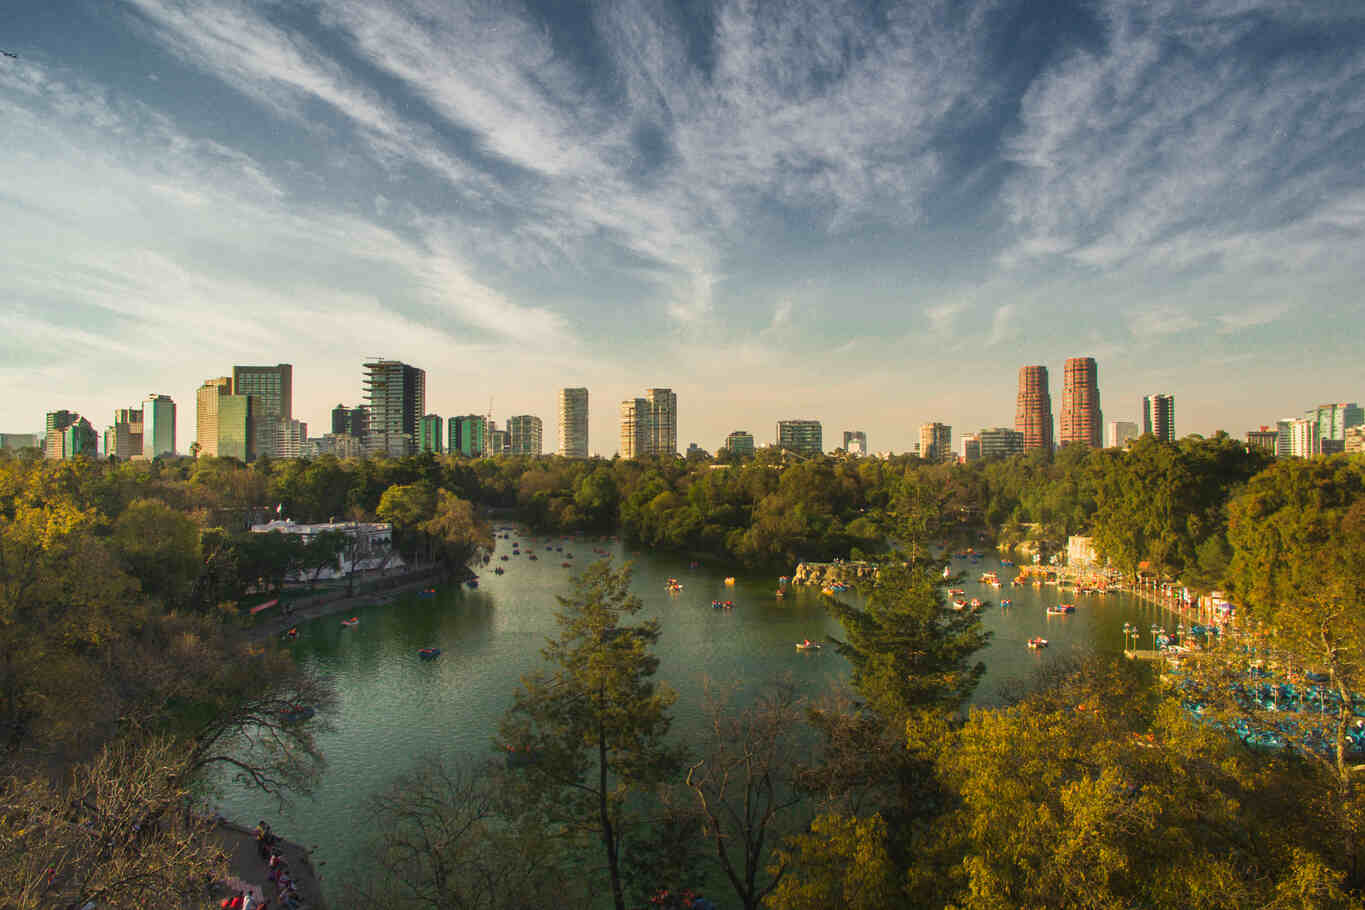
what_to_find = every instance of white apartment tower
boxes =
[558,388,589,457]
[619,388,678,458]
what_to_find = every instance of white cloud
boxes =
[1215,302,1291,333]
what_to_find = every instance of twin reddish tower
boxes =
[1014,357,1102,451]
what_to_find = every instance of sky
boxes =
[3,0,1363,456]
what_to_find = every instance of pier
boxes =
[1124,649,1166,662]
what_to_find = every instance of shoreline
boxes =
[245,562,476,641]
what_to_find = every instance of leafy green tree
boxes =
[765,812,898,910]
[420,490,492,569]
[1209,456,1365,886]
[498,560,679,910]
[110,498,202,607]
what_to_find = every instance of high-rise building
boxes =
[1289,417,1320,458]
[1246,427,1279,455]
[620,398,649,458]
[196,377,233,457]
[363,360,425,457]
[332,404,368,438]
[278,419,308,459]
[919,422,952,462]
[724,430,755,456]
[1304,403,1364,443]
[105,407,144,460]
[47,415,97,459]
[1345,425,1365,455]
[489,425,510,456]
[1108,420,1140,449]
[508,415,543,455]
[418,415,444,454]
[842,431,867,456]
[449,414,487,457]
[217,394,253,461]
[44,410,78,459]
[960,435,982,464]
[777,420,823,455]
[647,388,677,456]
[142,395,176,459]
[1015,365,1053,452]
[1275,419,1295,458]
[1059,357,1102,448]
[978,427,1025,458]
[558,388,589,458]
[1141,395,1175,443]
[233,364,293,459]
[616,388,678,458]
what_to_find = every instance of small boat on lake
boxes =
[1046,604,1075,615]
[341,617,359,627]
[1027,637,1048,649]
[724,577,736,586]
[795,639,822,651]
[418,648,441,660]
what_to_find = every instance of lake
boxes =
[215,530,1177,902]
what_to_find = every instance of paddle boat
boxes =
[1000,599,1011,607]
[500,555,509,561]
[1027,637,1049,649]
[970,598,983,608]
[952,600,968,611]
[666,578,683,592]
[280,704,315,723]
[418,588,437,597]
[504,746,541,769]
[775,588,786,598]
[1046,604,1075,615]
[723,577,736,586]
[466,579,479,589]
[494,567,505,575]
[418,647,441,660]
[528,554,538,561]
[282,627,299,640]
[561,562,571,567]
[795,639,822,651]
[949,588,965,595]
[341,617,359,627]
[942,565,952,579]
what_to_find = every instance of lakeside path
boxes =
[244,564,457,642]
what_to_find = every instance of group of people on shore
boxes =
[218,821,305,909]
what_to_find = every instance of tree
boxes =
[343,755,579,910]
[685,681,810,910]
[1199,456,1365,886]
[420,490,492,570]
[764,812,898,910]
[110,498,203,607]
[498,560,679,910]
[300,530,348,589]
[0,734,228,909]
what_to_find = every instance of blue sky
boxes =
[3,0,1363,455]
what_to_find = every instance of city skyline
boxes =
[2,1,1363,452]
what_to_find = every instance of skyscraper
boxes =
[142,394,177,458]
[1304,402,1363,443]
[842,431,867,456]
[449,414,487,457]
[332,404,368,438]
[1059,357,1102,448]
[1015,365,1053,452]
[44,410,78,459]
[217,394,253,461]
[646,388,677,456]
[1142,394,1175,442]
[508,415,543,455]
[619,388,678,458]
[363,360,425,457]
[777,420,823,455]
[558,388,588,457]
[1275,418,1295,458]
[1246,427,1279,455]
[196,377,233,457]
[1108,420,1139,449]
[919,422,952,462]
[105,407,143,460]
[960,435,982,464]
[233,364,293,459]
[1290,417,1320,457]
[619,398,649,458]
[418,415,444,454]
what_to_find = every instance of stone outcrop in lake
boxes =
[790,561,882,586]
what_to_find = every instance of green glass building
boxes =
[419,414,444,454]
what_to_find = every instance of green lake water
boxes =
[215,531,1180,902]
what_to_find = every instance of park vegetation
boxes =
[1,439,1363,907]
